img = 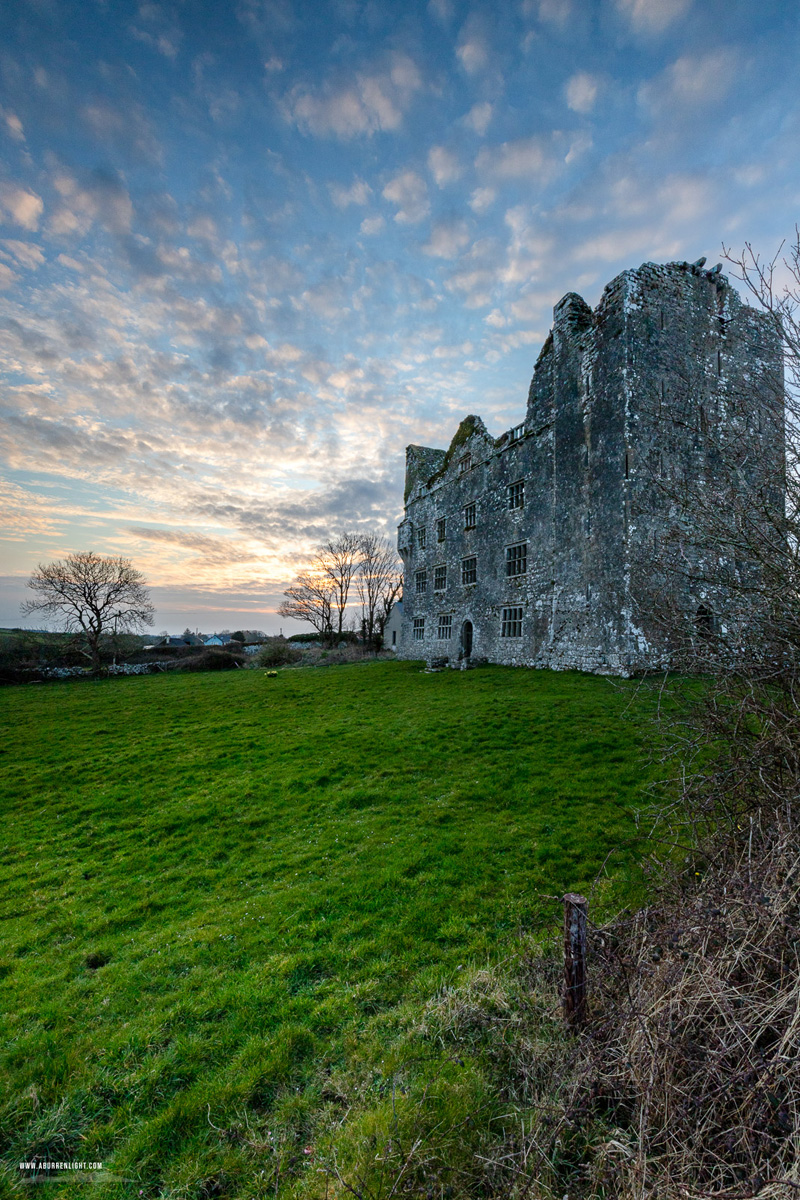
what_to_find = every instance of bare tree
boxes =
[356,533,403,650]
[277,572,334,642]
[618,248,790,679]
[279,533,399,647]
[688,237,795,675]
[586,246,800,1199]
[724,230,800,391]
[21,551,155,672]
[640,234,800,849]
[316,532,361,640]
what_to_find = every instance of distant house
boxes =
[383,599,403,651]
[204,634,233,646]
[145,634,203,650]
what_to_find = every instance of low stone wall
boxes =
[38,662,172,679]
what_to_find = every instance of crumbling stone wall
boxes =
[397,259,783,675]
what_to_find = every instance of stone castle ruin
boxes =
[396,259,784,675]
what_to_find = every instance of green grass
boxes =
[0,661,663,1198]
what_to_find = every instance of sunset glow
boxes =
[2,0,799,631]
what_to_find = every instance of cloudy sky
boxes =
[1,0,798,632]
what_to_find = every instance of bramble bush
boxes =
[256,640,303,667]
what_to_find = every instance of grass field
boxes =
[0,660,664,1198]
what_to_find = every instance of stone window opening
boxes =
[625,451,630,479]
[501,606,523,637]
[415,570,427,594]
[506,542,527,577]
[699,405,708,435]
[433,565,447,592]
[508,480,524,510]
[459,454,472,474]
[437,517,446,542]
[416,525,426,549]
[437,613,453,639]
[413,617,425,641]
[585,511,592,537]
[659,379,666,415]
[695,604,714,638]
[717,349,722,376]
[509,423,525,442]
[462,556,477,586]
[464,502,476,530]
[392,630,397,646]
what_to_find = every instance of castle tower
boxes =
[397,259,783,675]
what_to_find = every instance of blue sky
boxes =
[1,0,799,632]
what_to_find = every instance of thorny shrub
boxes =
[256,640,303,667]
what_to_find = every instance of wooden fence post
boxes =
[562,892,588,1031]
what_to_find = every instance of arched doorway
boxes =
[461,620,473,658]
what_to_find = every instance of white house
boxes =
[383,599,403,651]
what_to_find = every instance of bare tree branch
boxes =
[280,533,369,644]
[316,532,362,639]
[21,551,154,672]
[355,534,402,650]
[277,572,335,642]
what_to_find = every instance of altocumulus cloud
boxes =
[0,185,43,231]
[1,0,800,629]
[282,53,423,139]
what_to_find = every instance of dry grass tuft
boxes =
[573,818,800,1200]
